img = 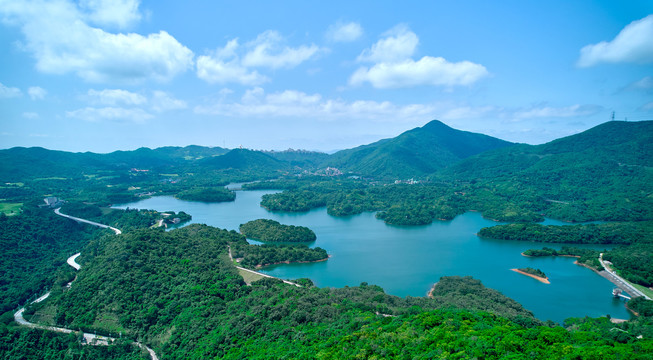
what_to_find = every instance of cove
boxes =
[114,190,631,323]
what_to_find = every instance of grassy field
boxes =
[0,202,22,215]
[633,284,653,299]
[237,268,265,285]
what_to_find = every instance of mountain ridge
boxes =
[324,120,514,178]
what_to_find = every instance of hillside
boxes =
[265,149,329,169]
[440,120,653,221]
[325,120,513,178]
[199,148,289,172]
[18,224,652,358]
[0,145,228,181]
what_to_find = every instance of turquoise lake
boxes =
[115,189,632,323]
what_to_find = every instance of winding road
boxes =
[13,208,158,360]
[54,207,122,235]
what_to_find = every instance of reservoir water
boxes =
[115,190,631,323]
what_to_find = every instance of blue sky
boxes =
[1,0,652,153]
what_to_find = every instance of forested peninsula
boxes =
[240,219,317,242]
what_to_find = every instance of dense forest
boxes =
[239,219,317,242]
[1,120,652,358]
[230,242,328,268]
[175,187,236,203]
[0,208,100,314]
[0,324,149,359]
[10,225,651,359]
[522,246,603,269]
[478,222,652,245]
[60,202,192,230]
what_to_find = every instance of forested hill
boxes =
[199,148,288,172]
[324,119,514,178]
[24,224,652,358]
[0,145,227,181]
[439,120,653,221]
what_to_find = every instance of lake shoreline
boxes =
[521,252,580,258]
[256,255,331,269]
[427,282,437,298]
[511,268,550,284]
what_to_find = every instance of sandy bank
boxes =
[511,268,550,284]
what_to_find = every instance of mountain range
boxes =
[0,120,651,182]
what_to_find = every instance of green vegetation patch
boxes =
[231,242,327,268]
[523,246,601,269]
[175,187,236,203]
[0,203,22,215]
[60,202,191,231]
[0,207,99,314]
[240,219,317,242]
[237,268,266,284]
[479,222,651,245]
[517,267,547,279]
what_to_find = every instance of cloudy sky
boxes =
[1,0,652,153]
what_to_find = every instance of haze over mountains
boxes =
[0,120,651,183]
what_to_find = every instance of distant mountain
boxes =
[265,149,329,168]
[324,120,514,178]
[440,120,653,221]
[0,145,228,181]
[0,147,106,181]
[148,145,228,160]
[199,148,288,172]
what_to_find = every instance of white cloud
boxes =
[22,112,39,119]
[79,0,141,29]
[350,57,489,88]
[197,31,323,84]
[196,40,269,85]
[640,101,653,111]
[87,89,146,105]
[242,30,322,69]
[195,88,435,122]
[351,25,488,88]
[27,86,47,100]
[357,25,418,63]
[0,0,193,83]
[578,15,653,67]
[66,106,153,123]
[151,91,187,112]
[326,21,363,42]
[0,82,22,98]
[513,104,603,119]
[626,76,653,91]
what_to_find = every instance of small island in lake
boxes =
[512,267,550,284]
[240,219,317,242]
[175,187,236,203]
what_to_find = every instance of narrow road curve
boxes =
[13,209,159,359]
[67,252,81,270]
[599,253,650,300]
